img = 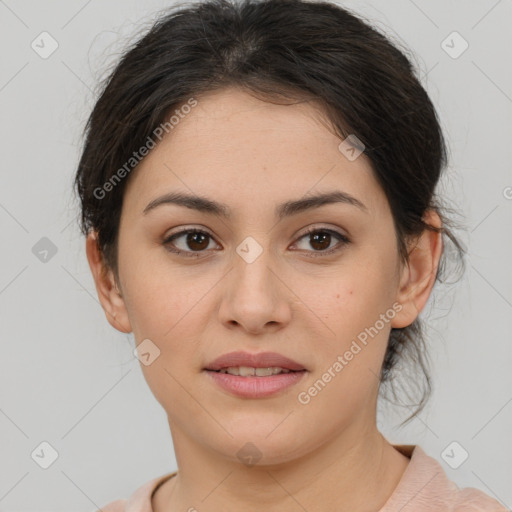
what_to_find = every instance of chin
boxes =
[210,421,315,464]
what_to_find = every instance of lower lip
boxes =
[204,370,307,398]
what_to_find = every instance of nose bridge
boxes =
[232,235,277,301]
[219,235,291,332]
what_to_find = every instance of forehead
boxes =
[122,86,386,219]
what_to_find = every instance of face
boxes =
[88,86,439,467]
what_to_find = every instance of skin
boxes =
[86,85,443,512]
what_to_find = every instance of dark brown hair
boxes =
[74,0,466,423]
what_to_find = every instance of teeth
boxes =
[218,366,292,376]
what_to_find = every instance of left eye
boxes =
[293,228,350,255]
[163,227,350,257]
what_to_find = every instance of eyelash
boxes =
[162,226,350,258]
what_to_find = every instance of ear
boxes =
[85,231,132,333]
[391,209,443,329]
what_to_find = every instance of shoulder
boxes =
[452,487,509,511]
[386,444,508,512]
[95,498,127,512]
[94,471,177,512]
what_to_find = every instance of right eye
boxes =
[163,228,220,257]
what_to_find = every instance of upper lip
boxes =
[204,351,306,371]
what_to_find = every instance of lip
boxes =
[204,351,306,372]
[205,370,307,398]
[203,351,307,399]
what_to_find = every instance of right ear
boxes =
[85,231,132,333]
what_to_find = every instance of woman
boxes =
[74,0,506,510]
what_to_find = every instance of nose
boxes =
[217,246,292,335]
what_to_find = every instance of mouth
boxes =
[204,351,307,373]
[203,351,308,398]
[210,366,305,377]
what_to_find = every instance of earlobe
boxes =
[85,231,133,334]
[390,210,443,329]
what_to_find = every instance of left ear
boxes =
[391,209,444,329]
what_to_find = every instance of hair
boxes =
[74,0,466,424]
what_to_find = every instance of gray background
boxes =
[0,0,511,510]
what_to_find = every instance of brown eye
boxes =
[184,231,210,251]
[163,226,350,258]
[163,229,219,256]
[309,231,332,251]
[293,228,350,256]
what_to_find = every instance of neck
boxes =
[152,420,410,512]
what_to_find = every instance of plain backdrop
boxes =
[0,0,511,510]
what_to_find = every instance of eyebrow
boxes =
[142,190,368,220]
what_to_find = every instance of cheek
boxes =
[316,269,394,329]
[303,254,397,366]
[125,278,204,342]
[297,280,394,418]
[118,241,205,338]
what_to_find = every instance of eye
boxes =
[163,228,220,257]
[291,227,350,257]
[163,226,350,258]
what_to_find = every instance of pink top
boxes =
[97,445,508,511]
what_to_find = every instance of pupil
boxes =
[188,232,208,250]
[311,232,330,250]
